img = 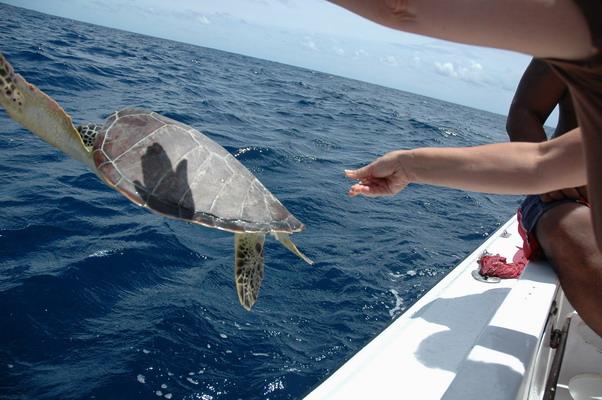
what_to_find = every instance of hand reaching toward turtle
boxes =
[345,150,412,197]
[345,130,587,200]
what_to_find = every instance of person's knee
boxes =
[537,209,571,252]
[536,204,597,269]
[535,204,602,336]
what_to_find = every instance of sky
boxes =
[5,0,542,118]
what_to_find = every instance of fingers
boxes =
[540,187,589,203]
[345,165,372,180]
[347,180,391,197]
[560,187,582,200]
[345,151,403,197]
[539,193,552,203]
[348,183,372,197]
[345,165,377,196]
[540,191,565,202]
[576,186,588,201]
[345,151,399,180]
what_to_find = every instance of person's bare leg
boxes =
[328,0,594,60]
[536,203,602,336]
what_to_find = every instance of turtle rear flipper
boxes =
[234,233,265,311]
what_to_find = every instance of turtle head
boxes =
[0,53,94,168]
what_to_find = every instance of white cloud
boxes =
[434,61,458,78]
[352,49,367,59]
[332,46,345,56]
[412,55,421,67]
[380,55,400,67]
[471,61,483,71]
[301,36,318,51]
[433,59,485,84]
[197,15,211,25]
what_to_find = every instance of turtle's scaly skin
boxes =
[0,55,23,107]
[92,109,303,234]
[77,124,102,149]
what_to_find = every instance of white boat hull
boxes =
[305,216,602,400]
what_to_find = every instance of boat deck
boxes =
[305,216,564,399]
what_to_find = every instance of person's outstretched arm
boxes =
[346,127,585,197]
[333,0,602,248]
[327,0,594,60]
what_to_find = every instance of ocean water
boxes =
[0,4,520,399]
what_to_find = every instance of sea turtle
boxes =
[0,53,313,310]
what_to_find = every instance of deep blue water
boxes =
[0,4,521,399]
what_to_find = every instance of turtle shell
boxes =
[92,108,303,233]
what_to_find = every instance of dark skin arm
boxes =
[506,58,586,202]
[506,59,565,143]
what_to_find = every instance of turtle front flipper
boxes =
[234,233,266,311]
[273,232,314,265]
[0,53,93,168]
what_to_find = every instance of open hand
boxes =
[345,150,411,197]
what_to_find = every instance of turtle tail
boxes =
[273,232,314,265]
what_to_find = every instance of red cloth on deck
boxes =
[478,249,528,279]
